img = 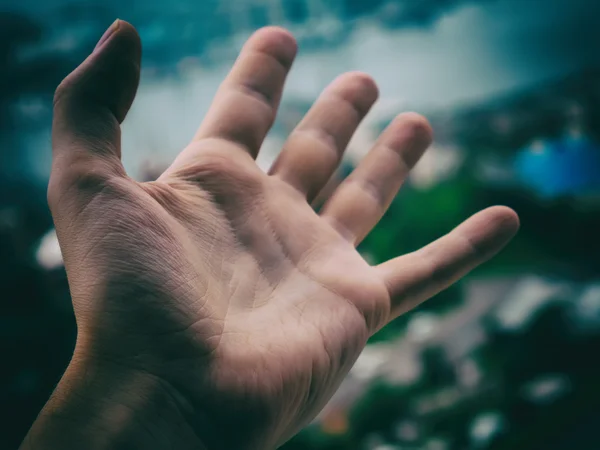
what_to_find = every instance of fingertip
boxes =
[92,19,141,56]
[394,112,433,147]
[86,19,141,123]
[485,205,520,238]
[94,19,120,52]
[332,71,380,111]
[248,26,298,68]
[336,71,379,94]
[112,19,136,32]
[52,18,142,166]
[114,19,142,45]
[376,112,432,168]
[463,206,520,259]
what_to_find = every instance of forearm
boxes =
[20,352,205,450]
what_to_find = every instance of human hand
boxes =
[24,21,518,450]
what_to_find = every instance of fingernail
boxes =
[94,19,120,52]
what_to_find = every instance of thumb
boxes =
[50,19,141,209]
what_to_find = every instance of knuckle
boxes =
[362,286,392,333]
[174,150,263,196]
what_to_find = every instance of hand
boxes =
[25,21,518,450]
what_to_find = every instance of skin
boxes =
[21,21,519,450]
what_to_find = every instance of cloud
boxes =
[6,0,600,178]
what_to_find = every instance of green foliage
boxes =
[359,175,479,265]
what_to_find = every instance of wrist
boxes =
[21,349,205,450]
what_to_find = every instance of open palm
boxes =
[47,22,518,450]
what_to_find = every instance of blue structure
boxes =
[515,132,600,198]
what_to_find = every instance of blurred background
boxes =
[2,0,600,448]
